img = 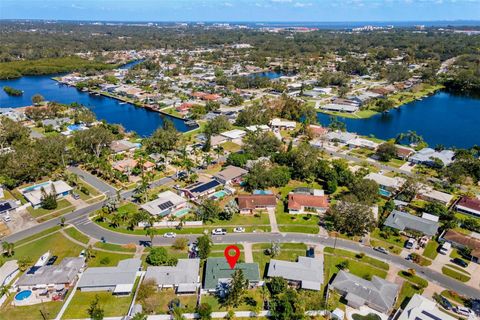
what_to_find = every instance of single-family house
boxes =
[0,260,19,287]
[77,258,141,295]
[245,125,270,133]
[329,270,400,314]
[141,191,188,218]
[237,194,277,214]
[203,258,261,292]
[113,158,138,174]
[409,148,455,167]
[416,187,454,206]
[16,257,85,291]
[144,259,200,294]
[287,189,328,214]
[0,200,19,216]
[347,138,379,150]
[21,180,73,209]
[213,166,248,185]
[326,131,357,144]
[395,145,415,160]
[182,179,221,200]
[270,118,296,130]
[320,103,359,113]
[41,117,71,131]
[397,294,456,320]
[307,125,328,137]
[440,230,480,263]
[267,256,323,291]
[383,210,439,237]
[220,129,246,141]
[110,140,138,155]
[455,196,480,217]
[364,173,405,197]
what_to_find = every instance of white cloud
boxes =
[294,2,312,7]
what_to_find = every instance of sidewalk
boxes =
[267,208,279,233]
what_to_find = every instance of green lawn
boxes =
[14,226,61,246]
[0,296,64,320]
[422,241,439,260]
[88,250,134,267]
[440,290,469,306]
[397,271,428,288]
[94,241,136,252]
[369,239,402,255]
[27,199,73,218]
[324,247,389,270]
[201,288,263,312]
[323,254,388,283]
[445,264,470,275]
[140,290,197,313]
[371,228,406,248]
[395,282,424,309]
[442,267,471,282]
[62,291,133,319]
[10,232,83,264]
[278,225,319,233]
[64,227,90,244]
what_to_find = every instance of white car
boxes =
[163,232,176,238]
[373,246,388,254]
[3,215,11,222]
[211,228,227,235]
[233,227,245,233]
[454,306,474,316]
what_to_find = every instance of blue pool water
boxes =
[15,290,32,301]
[210,190,228,199]
[173,208,190,218]
[67,124,83,131]
[22,181,50,192]
[379,189,392,197]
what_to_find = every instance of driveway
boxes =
[68,166,117,196]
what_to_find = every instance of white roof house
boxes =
[267,256,324,291]
[417,186,454,205]
[77,258,141,294]
[409,148,455,166]
[320,103,359,113]
[270,118,296,130]
[326,131,357,144]
[144,259,200,293]
[0,260,19,287]
[245,125,270,132]
[140,191,187,218]
[21,180,73,208]
[397,294,456,320]
[220,129,246,140]
[347,138,379,150]
[364,173,405,190]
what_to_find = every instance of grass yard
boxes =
[442,267,471,282]
[27,199,74,219]
[445,264,470,275]
[94,242,136,252]
[142,290,198,314]
[323,254,388,283]
[222,141,242,153]
[88,250,134,267]
[14,226,61,246]
[0,297,64,320]
[62,291,133,319]
[64,227,90,244]
[10,232,83,264]
[441,290,469,305]
[369,239,402,255]
[371,229,406,248]
[278,225,319,233]
[397,271,428,288]
[395,281,424,309]
[201,288,263,312]
[422,240,439,260]
[324,247,389,270]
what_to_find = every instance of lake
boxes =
[0,64,195,136]
[317,91,480,148]
[249,71,292,79]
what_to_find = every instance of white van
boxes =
[439,242,451,255]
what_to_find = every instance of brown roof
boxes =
[395,146,414,158]
[238,194,276,210]
[443,230,480,258]
[457,197,480,212]
[308,125,328,136]
[288,194,329,210]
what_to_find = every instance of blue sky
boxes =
[1,0,479,22]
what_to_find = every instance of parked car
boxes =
[373,246,388,254]
[233,227,245,233]
[3,215,11,222]
[79,250,86,258]
[439,295,453,310]
[46,255,58,265]
[307,247,315,258]
[405,238,416,249]
[439,242,451,255]
[452,257,468,268]
[72,193,80,200]
[211,228,227,235]
[163,232,176,238]
[454,306,474,316]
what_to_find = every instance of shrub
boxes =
[99,257,110,265]
[337,260,349,270]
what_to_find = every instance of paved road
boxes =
[68,166,118,196]
[72,221,480,299]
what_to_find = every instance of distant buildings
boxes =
[364,172,405,197]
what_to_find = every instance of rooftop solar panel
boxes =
[190,180,220,194]
[420,310,443,320]
[0,202,12,213]
[157,201,174,211]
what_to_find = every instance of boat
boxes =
[119,102,127,105]
[185,120,198,127]
[34,251,51,267]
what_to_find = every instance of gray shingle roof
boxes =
[330,270,400,313]
[145,259,200,287]
[16,257,84,287]
[77,258,141,288]
[267,256,323,291]
[384,210,439,236]
[203,258,260,290]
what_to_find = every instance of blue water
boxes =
[15,290,32,301]
[317,91,480,148]
[0,60,195,136]
[249,71,290,80]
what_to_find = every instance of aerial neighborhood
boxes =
[0,17,480,320]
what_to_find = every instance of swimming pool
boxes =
[22,181,50,192]
[174,208,190,218]
[379,189,392,197]
[67,124,83,131]
[210,190,228,199]
[15,290,32,302]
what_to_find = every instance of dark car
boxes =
[306,247,315,258]
[47,255,58,265]
[439,295,453,310]
[452,257,468,268]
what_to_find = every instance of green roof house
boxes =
[203,258,261,292]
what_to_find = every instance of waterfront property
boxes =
[409,148,455,167]
[144,259,200,294]
[20,180,73,209]
[329,270,400,314]
[77,258,141,294]
[203,258,261,293]
[267,256,324,291]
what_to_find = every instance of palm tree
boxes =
[109,213,122,228]
[0,284,11,297]
[60,217,66,227]
[85,245,94,262]
[2,242,14,257]
[145,227,158,246]
[215,146,224,161]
